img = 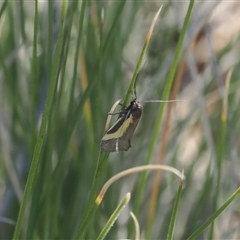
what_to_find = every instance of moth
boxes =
[100,97,143,152]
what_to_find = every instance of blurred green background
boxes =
[0,1,240,239]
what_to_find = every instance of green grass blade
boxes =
[13,2,65,238]
[0,0,8,19]
[68,0,87,115]
[102,1,126,60]
[122,6,162,108]
[74,152,109,239]
[167,180,184,240]
[96,193,131,240]
[30,0,39,155]
[209,69,232,239]
[187,186,240,240]
[132,0,195,224]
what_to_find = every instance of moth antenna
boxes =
[133,84,137,99]
[139,100,186,103]
[133,73,138,99]
[129,88,137,100]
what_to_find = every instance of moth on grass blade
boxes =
[100,88,184,152]
[100,97,143,152]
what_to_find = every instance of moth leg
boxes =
[108,110,128,115]
[118,103,125,107]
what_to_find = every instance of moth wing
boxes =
[100,115,141,152]
[100,100,143,152]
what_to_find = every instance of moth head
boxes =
[130,101,143,120]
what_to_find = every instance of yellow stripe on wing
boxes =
[101,116,133,140]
